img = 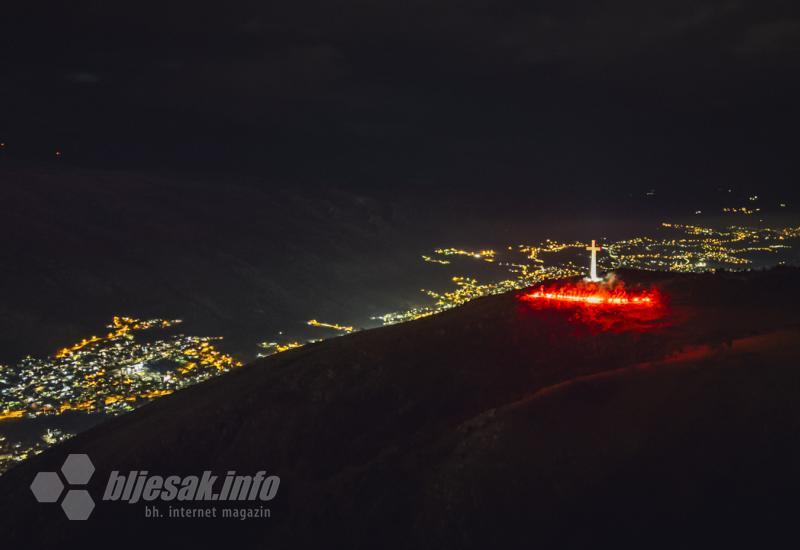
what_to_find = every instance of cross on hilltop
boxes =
[586,239,602,282]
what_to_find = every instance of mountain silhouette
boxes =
[2,268,800,549]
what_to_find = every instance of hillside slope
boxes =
[1,268,800,548]
[0,165,432,360]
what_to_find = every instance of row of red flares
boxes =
[520,284,660,307]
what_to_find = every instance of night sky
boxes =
[2,1,799,195]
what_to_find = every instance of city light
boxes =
[2,220,799,473]
[376,222,798,325]
[0,317,241,473]
[307,320,355,333]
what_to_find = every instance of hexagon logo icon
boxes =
[30,453,96,520]
[30,471,65,503]
[61,454,95,485]
[61,489,95,520]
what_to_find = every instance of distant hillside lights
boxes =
[307,319,355,333]
[257,341,305,358]
[3,219,799,475]
[374,222,800,326]
[723,207,760,215]
[1,427,73,473]
[55,316,180,359]
[433,248,496,262]
[0,317,243,474]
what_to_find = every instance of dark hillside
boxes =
[1,268,800,548]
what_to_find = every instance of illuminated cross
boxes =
[586,239,602,282]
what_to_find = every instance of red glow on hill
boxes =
[520,285,660,307]
[518,280,667,332]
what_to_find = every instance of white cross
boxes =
[586,239,602,282]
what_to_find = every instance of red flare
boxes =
[518,280,667,333]
[520,284,660,308]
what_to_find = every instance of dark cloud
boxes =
[66,72,101,84]
[738,19,800,53]
[1,0,799,193]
